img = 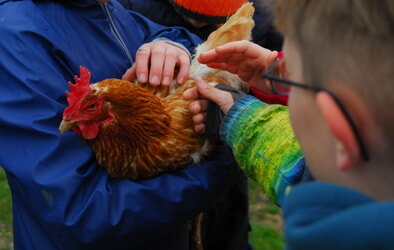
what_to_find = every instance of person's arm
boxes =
[0,4,237,248]
[220,95,305,205]
[184,77,308,206]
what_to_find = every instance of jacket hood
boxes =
[283,182,394,250]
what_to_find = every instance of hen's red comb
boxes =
[66,66,91,107]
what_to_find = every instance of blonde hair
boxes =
[274,0,394,146]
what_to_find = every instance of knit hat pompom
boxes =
[168,0,248,24]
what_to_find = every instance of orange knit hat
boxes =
[168,0,248,24]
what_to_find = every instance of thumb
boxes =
[194,76,234,114]
[194,76,218,100]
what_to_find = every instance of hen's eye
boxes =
[87,103,97,111]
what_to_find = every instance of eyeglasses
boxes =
[262,58,370,161]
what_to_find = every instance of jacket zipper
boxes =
[101,3,134,65]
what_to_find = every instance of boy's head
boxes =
[273,0,394,198]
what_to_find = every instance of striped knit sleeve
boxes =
[220,95,305,206]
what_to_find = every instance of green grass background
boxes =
[0,167,13,250]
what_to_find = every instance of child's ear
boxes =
[315,91,361,171]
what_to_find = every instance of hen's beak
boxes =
[59,119,75,135]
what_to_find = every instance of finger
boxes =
[263,50,280,71]
[175,52,190,85]
[183,87,200,100]
[195,77,234,114]
[198,50,239,65]
[189,99,209,114]
[194,77,219,101]
[161,48,177,86]
[205,63,240,74]
[134,46,151,83]
[201,41,278,71]
[194,122,206,134]
[198,49,220,64]
[198,41,249,64]
[122,64,138,82]
[215,40,274,61]
[148,45,165,86]
[192,113,205,125]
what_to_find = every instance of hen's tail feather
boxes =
[196,2,255,53]
[190,3,255,90]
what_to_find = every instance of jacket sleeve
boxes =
[220,95,307,206]
[0,4,236,248]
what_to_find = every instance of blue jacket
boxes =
[283,182,394,249]
[0,1,243,249]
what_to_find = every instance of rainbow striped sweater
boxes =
[220,95,306,206]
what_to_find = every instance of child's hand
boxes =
[183,77,245,134]
[198,40,278,94]
[122,41,190,86]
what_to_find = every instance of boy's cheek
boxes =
[288,91,303,138]
[288,91,316,159]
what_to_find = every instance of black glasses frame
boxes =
[262,59,370,161]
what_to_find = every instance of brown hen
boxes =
[59,3,255,250]
[59,70,214,180]
[59,2,255,180]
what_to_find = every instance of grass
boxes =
[249,223,285,250]
[248,179,285,250]
[0,167,13,250]
[0,168,284,250]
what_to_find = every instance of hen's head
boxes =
[59,66,115,140]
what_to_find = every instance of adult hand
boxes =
[198,40,278,94]
[122,41,190,86]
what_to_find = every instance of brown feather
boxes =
[81,79,210,180]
